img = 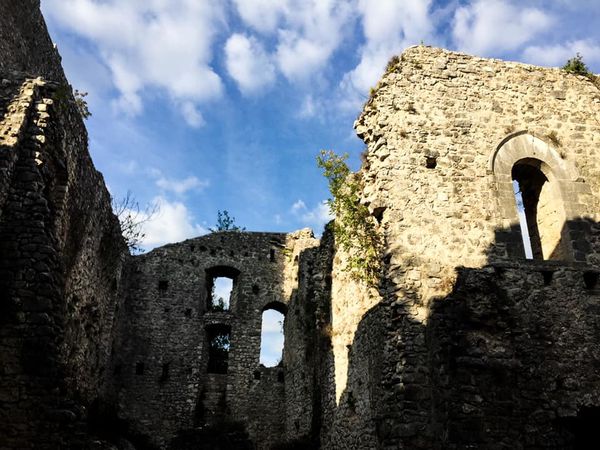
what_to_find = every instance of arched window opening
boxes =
[206,324,230,374]
[259,307,285,368]
[205,266,239,311]
[512,159,565,260]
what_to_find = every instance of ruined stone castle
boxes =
[2,2,600,449]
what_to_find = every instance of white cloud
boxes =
[117,160,139,175]
[231,0,354,82]
[142,196,207,248]
[340,0,433,109]
[452,0,553,56]
[231,0,288,33]
[298,95,317,118]
[291,199,307,212]
[180,101,206,128]
[43,0,225,123]
[291,199,333,232]
[275,0,354,81]
[522,39,600,69]
[225,34,276,94]
[155,175,209,195]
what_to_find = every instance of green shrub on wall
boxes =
[317,150,382,287]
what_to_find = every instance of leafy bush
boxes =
[73,89,91,119]
[562,53,592,77]
[317,150,382,286]
[209,210,245,232]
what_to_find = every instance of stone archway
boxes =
[490,131,579,261]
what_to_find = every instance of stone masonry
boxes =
[2,2,600,449]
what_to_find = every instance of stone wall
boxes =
[110,230,319,449]
[427,261,600,449]
[317,46,600,449]
[3,2,600,447]
[0,0,67,83]
[0,2,127,448]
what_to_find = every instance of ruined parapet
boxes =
[358,45,600,274]
[320,46,600,448]
[110,230,320,449]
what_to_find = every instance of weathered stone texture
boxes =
[3,3,600,448]
[0,2,126,448]
[0,0,67,83]
[358,46,600,271]
[110,230,319,449]
[317,46,600,449]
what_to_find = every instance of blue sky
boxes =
[41,0,600,249]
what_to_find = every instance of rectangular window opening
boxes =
[135,362,144,375]
[207,325,231,374]
[209,276,233,311]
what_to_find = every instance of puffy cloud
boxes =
[231,0,354,82]
[180,101,206,128]
[340,0,433,108]
[155,175,209,195]
[522,40,600,69]
[142,196,207,248]
[275,0,354,81]
[291,199,333,233]
[231,0,288,33]
[225,34,276,94]
[43,0,225,123]
[291,199,307,212]
[452,0,553,56]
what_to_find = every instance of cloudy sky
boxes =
[40,0,599,367]
[41,0,600,249]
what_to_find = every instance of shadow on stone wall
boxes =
[324,218,600,449]
[0,72,126,449]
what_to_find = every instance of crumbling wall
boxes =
[111,230,319,449]
[427,262,600,449]
[3,3,600,447]
[318,46,600,449]
[0,2,127,448]
[0,0,67,83]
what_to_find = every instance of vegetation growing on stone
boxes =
[209,209,246,232]
[317,150,382,286]
[562,53,592,77]
[112,191,157,254]
[73,89,91,119]
[54,85,91,120]
[385,55,400,74]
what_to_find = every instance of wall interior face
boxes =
[2,3,600,449]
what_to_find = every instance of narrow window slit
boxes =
[541,270,554,285]
[206,325,230,374]
[135,362,144,375]
[583,271,599,290]
[160,363,170,382]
